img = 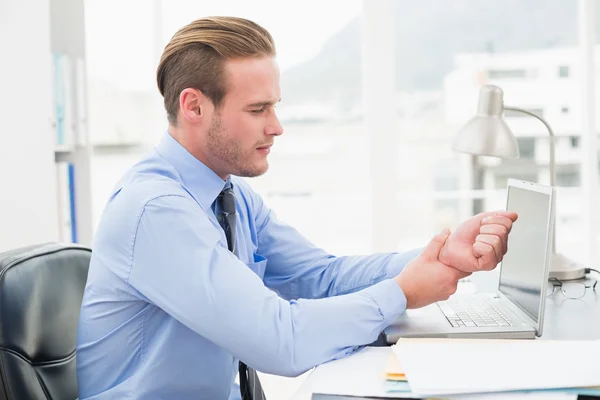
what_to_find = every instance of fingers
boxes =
[481,215,515,234]
[479,224,508,255]
[475,216,512,270]
[476,234,502,263]
[472,241,498,270]
[421,228,451,259]
[479,210,518,223]
[496,211,518,222]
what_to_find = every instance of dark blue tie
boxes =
[216,186,266,400]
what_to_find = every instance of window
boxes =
[504,108,544,118]
[83,0,593,259]
[387,2,588,258]
[435,199,460,223]
[85,0,367,254]
[516,137,536,159]
[570,136,580,148]
[433,160,460,191]
[557,171,580,187]
[487,69,528,79]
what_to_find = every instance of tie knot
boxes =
[218,188,236,215]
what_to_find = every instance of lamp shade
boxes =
[452,85,520,159]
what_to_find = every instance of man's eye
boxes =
[250,108,265,114]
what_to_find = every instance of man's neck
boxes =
[167,126,229,181]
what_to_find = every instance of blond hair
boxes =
[157,16,276,125]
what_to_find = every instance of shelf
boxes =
[55,145,74,154]
[92,141,149,155]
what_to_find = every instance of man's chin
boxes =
[235,162,269,178]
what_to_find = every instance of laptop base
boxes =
[383,298,536,344]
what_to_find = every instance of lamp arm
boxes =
[505,106,557,254]
[504,106,556,188]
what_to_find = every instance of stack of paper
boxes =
[393,338,600,397]
[303,345,589,400]
[383,347,411,393]
[308,347,418,399]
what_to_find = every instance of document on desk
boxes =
[393,338,600,396]
[307,347,415,398]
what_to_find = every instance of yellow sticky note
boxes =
[384,347,406,381]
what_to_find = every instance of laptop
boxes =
[385,178,556,342]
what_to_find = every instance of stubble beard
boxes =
[206,114,268,178]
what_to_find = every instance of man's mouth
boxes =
[256,143,273,155]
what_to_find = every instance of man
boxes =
[76,16,517,400]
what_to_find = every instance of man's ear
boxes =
[179,88,209,123]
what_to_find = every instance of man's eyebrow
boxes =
[246,99,282,108]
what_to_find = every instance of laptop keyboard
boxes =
[438,296,520,328]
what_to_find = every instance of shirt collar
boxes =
[155,131,229,211]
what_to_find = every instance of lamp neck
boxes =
[503,106,556,188]
[504,106,557,254]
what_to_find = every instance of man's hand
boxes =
[439,211,518,274]
[395,229,471,309]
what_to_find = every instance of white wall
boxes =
[0,0,60,252]
[362,0,399,253]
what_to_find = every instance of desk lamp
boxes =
[452,84,585,280]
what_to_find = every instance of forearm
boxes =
[270,249,422,299]
[327,249,422,296]
[258,207,421,299]
[382,248,423,280]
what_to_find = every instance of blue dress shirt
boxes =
[76,132,420,399]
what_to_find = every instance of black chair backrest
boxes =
[0,243,91,400]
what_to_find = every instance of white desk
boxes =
[290,346,582,400]
[291,274,600,400]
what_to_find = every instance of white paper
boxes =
[304,347,416,398]
[394,338,600,396]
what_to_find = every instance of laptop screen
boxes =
[498,184,552,323]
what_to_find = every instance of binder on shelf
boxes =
[68,162,78,243]
[56,161,77,243]
[75,57,88,146]
[52,52,75,149]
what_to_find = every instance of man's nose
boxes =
[265,112,284,136]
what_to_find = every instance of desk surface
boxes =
[293,274,600,399]
[540,277,600,340]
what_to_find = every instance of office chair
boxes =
[0,243,91,400]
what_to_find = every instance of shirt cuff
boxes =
[362,278,407,326]
[384,248,423,279]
